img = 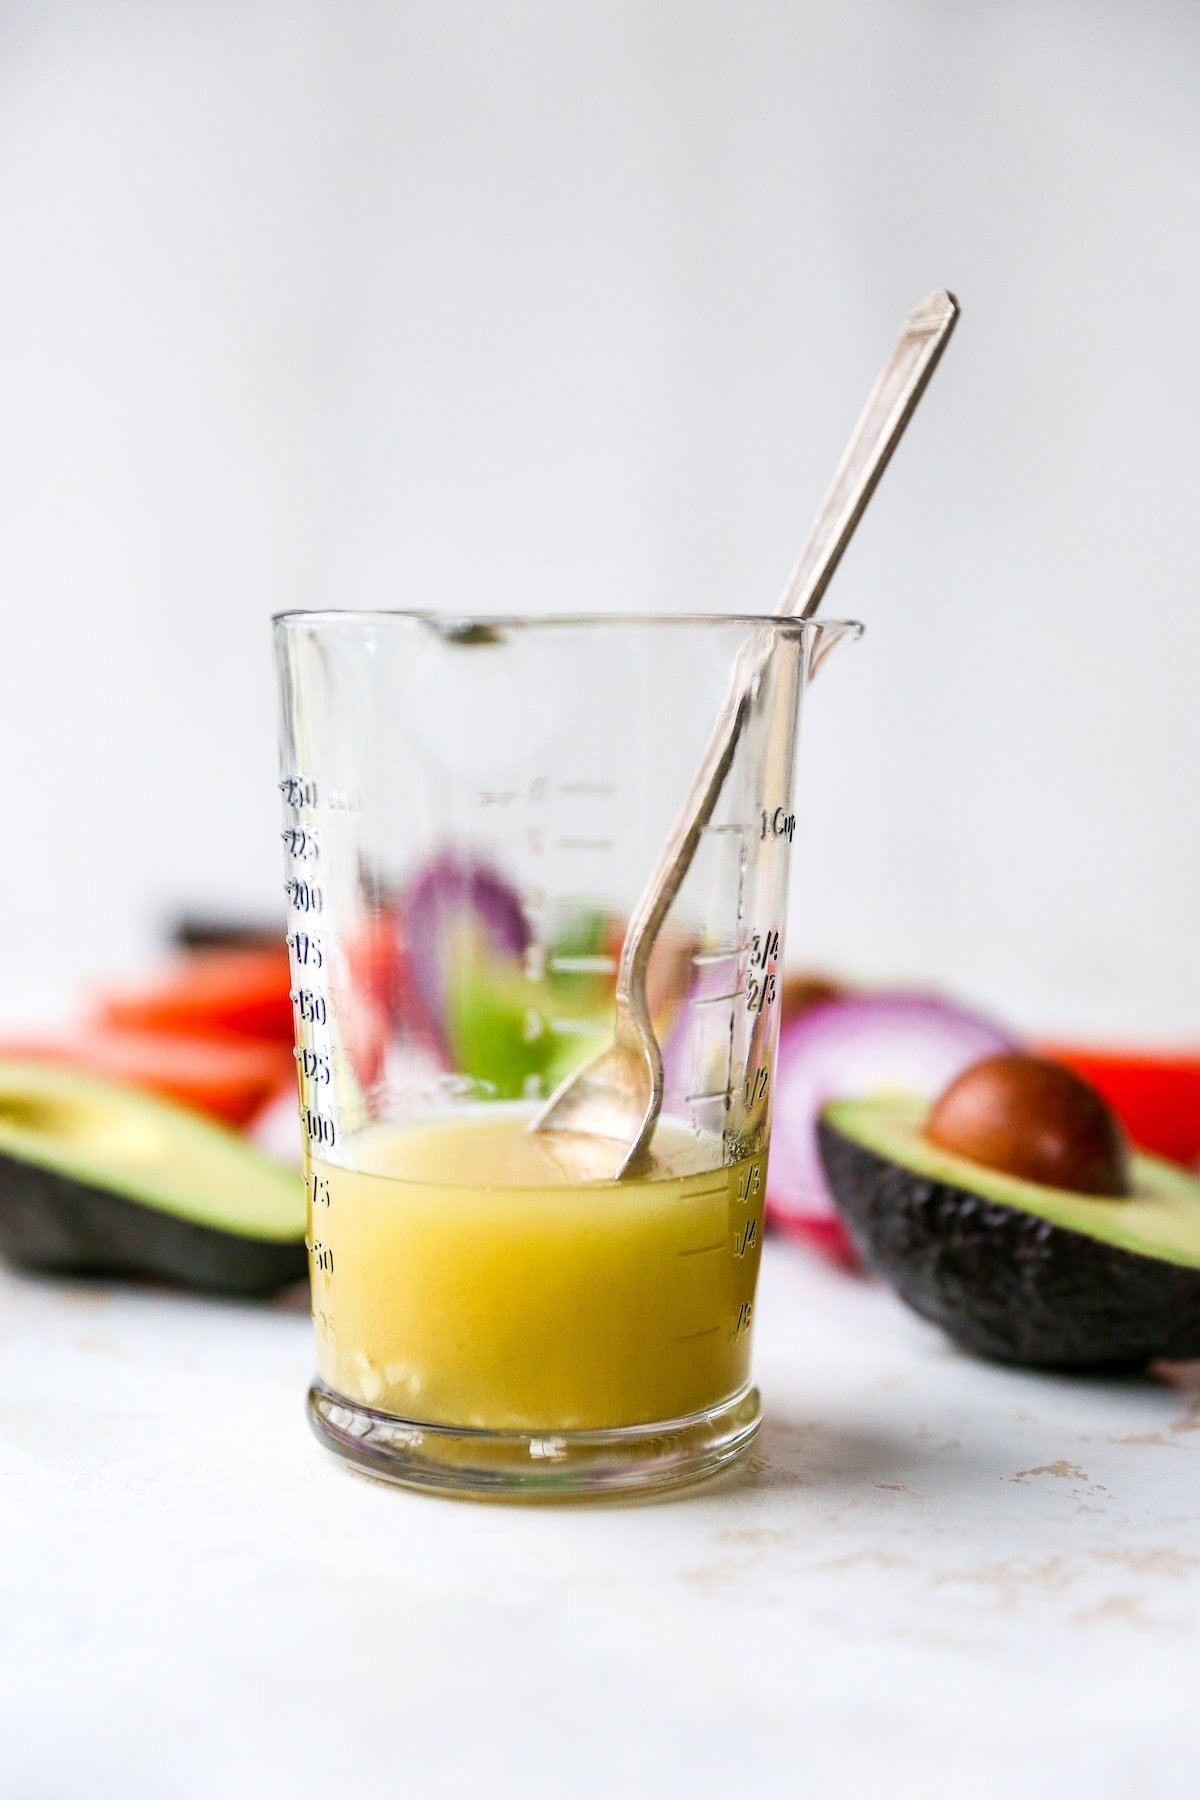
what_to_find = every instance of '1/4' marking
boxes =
[734,1219,758,1258]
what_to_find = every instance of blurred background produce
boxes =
[1,1,1198,1298]
[1,1,1199,1048]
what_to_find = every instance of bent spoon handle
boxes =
[615,290,960,1026]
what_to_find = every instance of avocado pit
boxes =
[925,1052,1132,1198]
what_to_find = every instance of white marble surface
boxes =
[3,1242,1198,1798]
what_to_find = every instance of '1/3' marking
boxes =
[737,1163,762,1204]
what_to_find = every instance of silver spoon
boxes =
[533,289,960,1178]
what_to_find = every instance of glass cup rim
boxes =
[272,607,863,638]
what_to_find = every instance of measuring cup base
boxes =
[306,1382,763,1502]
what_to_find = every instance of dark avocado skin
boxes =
[0,1149,307,1298]
[817,1117,1200,1369]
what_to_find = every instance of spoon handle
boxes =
[778,288,959,620]
[615,290,960,1021]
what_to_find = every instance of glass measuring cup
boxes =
[274,611,859,1497]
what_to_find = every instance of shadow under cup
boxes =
[273,610,859,1497]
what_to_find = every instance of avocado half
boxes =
[0,1059,305,1296]
[817,1094,1200,1368]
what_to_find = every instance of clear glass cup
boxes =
[273,610,859,1498]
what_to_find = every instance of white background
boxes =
[2,1,1198,1039]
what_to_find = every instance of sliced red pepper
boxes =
[94,947,294,1045]
[1039,1043,1200,1166]
[0,1027,295,1128]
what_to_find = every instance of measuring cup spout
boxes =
[807,618,864,680]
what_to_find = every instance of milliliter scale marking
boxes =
[279,758,787,1349]
[280,771,339,1173]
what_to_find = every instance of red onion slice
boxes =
[768,993,1016,1254]
[404,854,530,1050]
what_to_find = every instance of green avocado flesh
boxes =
[0,1060,305,1295]
[817,1094,1200,1369]
[825,1095,1200,1267]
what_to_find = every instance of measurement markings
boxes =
[692,945,748,966]
[677,1241,725,1258]
[726,827,750,1116]
[671,1325,721,1342]
[700,822,753,835]
[684,1090,733,1108]
[547,954,617,974]
[690,988,745,1007]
